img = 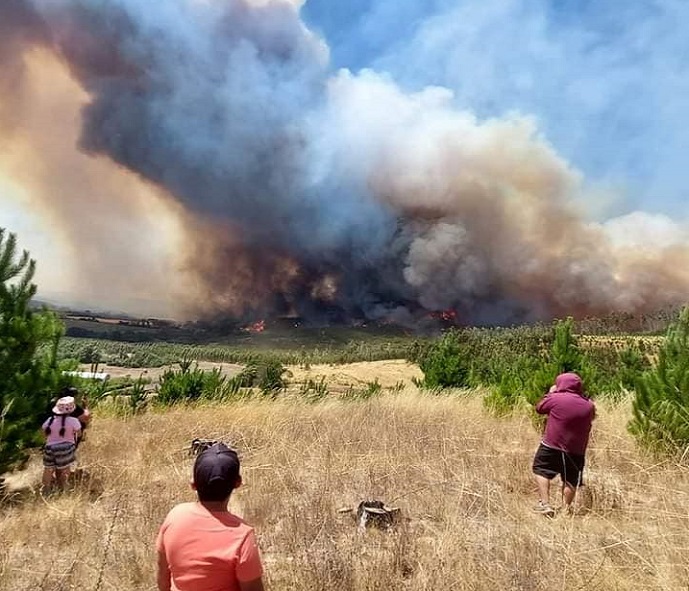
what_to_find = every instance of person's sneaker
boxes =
[533,501,555,517]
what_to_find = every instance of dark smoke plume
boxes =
[2,0,689,325]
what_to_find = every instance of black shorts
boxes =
[532,443,585,488]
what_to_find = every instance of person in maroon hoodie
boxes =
[532,372,596,516]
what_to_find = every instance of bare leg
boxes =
[535,474,551,504]
[41,468,54,494]
[562,483,576,508]
[55,468,70,490]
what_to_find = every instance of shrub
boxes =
[418,331,470,389]
[236,364,259,386]
[78,344,103,372]
[300,376,329,403]
[220,368,256,400]
[388,380,405,395]
[156,364,207,404]
[362,378,383,399]
[618,345,650,391]
[484,318,610,416]
[484,374,525,416]
[116,376,149,416]
[154,359,289,405]
[629,307,689,455]
[339,379,383,402]
[258,360,288,397]
[530,317,598,400]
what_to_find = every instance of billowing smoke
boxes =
[1,0,689,325]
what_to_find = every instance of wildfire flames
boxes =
[242,320,266,334]
[430,310,458,323]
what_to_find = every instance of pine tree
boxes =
[419,330,470,389]
[0,229,64,476]
[525,317,595,405]
[550,317,584,373]
[629,307,689,455]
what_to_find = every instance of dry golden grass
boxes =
[289,359,422,391]
[580,335,662,361]
[2,374,689,590]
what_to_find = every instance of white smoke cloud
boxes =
[361,0,689,217]
[602,212,687,250]
[314,70,689,321]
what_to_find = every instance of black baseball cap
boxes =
[193,443,241,501]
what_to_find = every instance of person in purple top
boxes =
[531,372,596,516]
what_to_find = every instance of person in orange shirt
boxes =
[156,443,264,591]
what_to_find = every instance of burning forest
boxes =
[2,0,689,327]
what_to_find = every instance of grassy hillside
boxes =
[2,382,688,590]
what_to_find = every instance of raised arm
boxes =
[535,394,554,415]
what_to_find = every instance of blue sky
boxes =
[301,0,689,216]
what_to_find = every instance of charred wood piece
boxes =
[339,500,401,531]
[189,438,220,456]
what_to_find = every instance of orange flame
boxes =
[242,319,266,333]
[430,309,458,323]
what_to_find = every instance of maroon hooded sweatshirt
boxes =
[535,373,595,455]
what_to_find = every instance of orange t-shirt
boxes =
[156,502,263,591]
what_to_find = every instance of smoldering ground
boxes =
[1,0,689,324]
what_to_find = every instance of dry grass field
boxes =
[2,363,689,590]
